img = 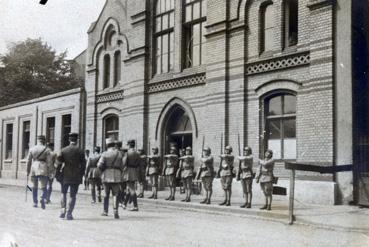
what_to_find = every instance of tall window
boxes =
[183,0,206,68]
[22,121,31,159]
[264,93,296,160]
[154,0,175,74]
[260,2,275,53]
[114,51,121,86]
[5,124,13,159]
[104,115,119,143]
[46,117,55,146]
[283,0,298,48]
[103,54,110,89]
[61,114,72,148]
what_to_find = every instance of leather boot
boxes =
[148,193,154,199]
[219,200,227,206]
[103,196,109,214]
[240,202,247,208]
[130,194,138,211]
[260,205,267,210]
[200,198,207,204]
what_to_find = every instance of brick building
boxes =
[1,0,368,205]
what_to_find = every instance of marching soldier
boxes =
[217,146,235,206]
[26,135,52,209]
[177,147,194,202]
[56,133,86,220]
[85,146,102,204]
[46,143,57,204]
[237,147,254,208]
[137,148,147,198]
[162,146,179,201]
[196,147,214,204]
[98,139,124,219]
[118,144,129,207]
[146,147,160,199]
[256,150,275,211]
[122,140,140,211]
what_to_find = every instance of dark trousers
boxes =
[103,183,120,214]
[46,178,54,202]
[31,175,48,205]
[61,183,79,215]
[89,178,102,202]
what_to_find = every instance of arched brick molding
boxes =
[255,79,302,97]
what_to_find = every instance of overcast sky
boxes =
[0,0,105,59]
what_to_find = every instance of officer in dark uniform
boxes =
[122,139,140,211]
[146,147,160,199]
[162,146,179,201]
[26,135,51,209]
[56,133,86,220]
[137,148,147,198]
[237,147,254,208]
[177,147,194,202]
[256,150,275,211]
[217,146,235,206]
[85,146,102,203]
[196,147,214,204]
[98,138,124,219]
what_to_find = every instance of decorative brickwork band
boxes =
[246,52,310,75]
[148,73,206,93]
[96,90,124,103]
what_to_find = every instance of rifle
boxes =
[216,133,223,178]
[237,133,241,181]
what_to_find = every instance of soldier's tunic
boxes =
[259,158,275,195]
[164,154,178,187]
[57,143,86,216]
[147,154,160,187]
[238,155,253,193]
[138,154,147,183]
[219,154,234,190]
[27,144,51,206]
[200,156,214,190]
[86,152,102,202]
[179,155,194,189]
[122,148,140,184]
[98,148,124,213]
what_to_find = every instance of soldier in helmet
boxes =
[162,146,179,201]
[26,135,52,209]
[137,148,147,198]
[177,146,194,202]
[56,133,86,220]
[237,146,254,208]
[256,150,275,211]
[98,138,124,219]
[85,146,102,204]
[146,147,160,199]
[122,139,140,211]
[196,147,214,204]
[217,145,235,206]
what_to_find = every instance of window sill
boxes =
[282,45,298,54]
[3,159,13,163]
[97,86,124,96]
[150,66,206,84]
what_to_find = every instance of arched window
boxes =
[104,115,119,143]
[103,54,110,89]
[264,93,296,160]
[183,0,207,68]
[260,2,275,53]
[114,51,121,86]
[283,0,298,48]
[154,0,175,75]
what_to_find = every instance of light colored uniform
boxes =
[200,156,214,190]
[238,155,253,193]
[219,154,234,190]
[164,154,178,187]
[147,155,160,186]
[27,144,51,188]
[259,158,275,195]
[179,155,194,189]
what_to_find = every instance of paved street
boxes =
[0,185,368,247]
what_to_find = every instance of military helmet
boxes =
[69,132,79,140]
[203,146,211,152]
[37,135,46,141]
[185,146,192,151]
[225,146,233,152]
[152,147,159,151]
[94,146,101,153]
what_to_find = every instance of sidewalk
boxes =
[1,178,368,233]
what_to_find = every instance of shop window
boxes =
[154,0,175,74]
[22,121,31,159]
[264,93,296,159]
[183,0,206,68]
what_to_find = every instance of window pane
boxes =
[156,17,161,32]
[162,53,168,73]
[156,37,162,74]
[283,118,296,138]
[284,139,296,159]
[170,0,175,9]
[267,119,281,139]
[162,34,168,54]
[162,14,168,30]
[103,55,110,89]
[268,96,282,115]
[156,0,161,14]
[62,115,72,148]
[264,4,274,29]
[193,23,201,45]
[201,0,206,17]
[161,0,166,13]
[193,44,200,67]
[23,121,31,158]
[165,0,171,11]
[268,140,281,159]
[170,51,174,71]
[284,95,296,114]
[186,5,192,22]
[264,28,274,51]
[288,0,298,46]
[169,12,174,28]
[193,2,200,19]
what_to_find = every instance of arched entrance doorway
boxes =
[163,106,193,154]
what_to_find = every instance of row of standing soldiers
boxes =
[86,142,276,211]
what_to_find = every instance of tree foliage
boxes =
[0,38,82,106]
